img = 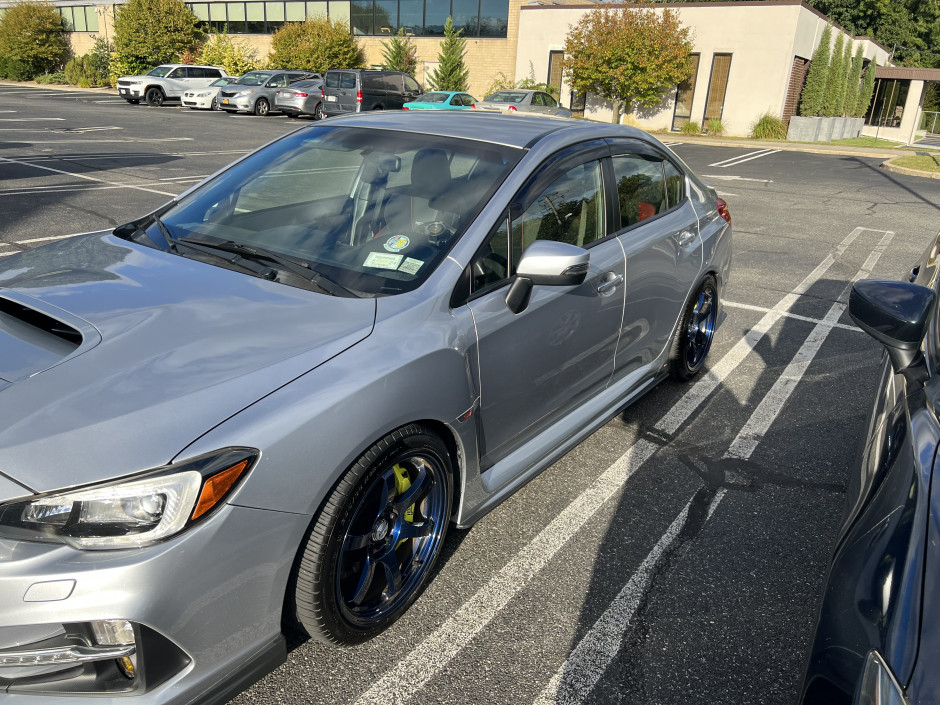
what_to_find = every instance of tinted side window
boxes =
[340,72,357,89]
[270,74,289,87]
[167,68,184,78]
[531,93,544,106]
[663,160,684,209]
[206,68,222,78]
[383,74,403,91]
[543,93,557,107]
[326,72,341,88]
[403,75,421,93]
[611,154,666,227]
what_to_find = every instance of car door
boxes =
[463,142,625,465]
[164,67,188,97]
[265,73,289,101]
[607,139,703,377]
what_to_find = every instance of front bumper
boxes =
[182,96,213,109]
[117,87,143,99]
[218,97,252,112]
[0,503,309,702]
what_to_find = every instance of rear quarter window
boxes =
[363,74,384,90]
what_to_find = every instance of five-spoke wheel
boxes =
[669,276,718,381]
[145,87,164,107]
[292,424,452,644]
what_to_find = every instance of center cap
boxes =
[372,518,390,542]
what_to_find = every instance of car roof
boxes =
[158,64,223,69]
[320,110,658,149]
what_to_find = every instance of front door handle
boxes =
[596,272,624,295]
[677,230,696,247]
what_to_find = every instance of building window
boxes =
[547,50,563,95]
[703,53,732,123]
[867,78,910,128]
[59,6,99,32]
[671,53,699,131]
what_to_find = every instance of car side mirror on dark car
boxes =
[849,279,937,372]
[505,240,590,314]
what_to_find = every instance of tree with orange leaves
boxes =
[563,4,695,124]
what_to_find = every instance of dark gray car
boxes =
[218,70,318,115]
[274,78,324,119]
[0,112,730,704]
[322,69,422,116]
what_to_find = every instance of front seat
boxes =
[381,148,452,234]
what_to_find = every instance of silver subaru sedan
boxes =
[0,112,731,703]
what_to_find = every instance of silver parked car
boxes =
[477,89,573,116]
[0,112,731,703]
[218,70,318,116]
[274,78,325,119]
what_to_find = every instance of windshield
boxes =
[416,93,450,104]
[152,126,524,296]
[210,77,233,87]
[148,66,173,77]
[235,72,273,86]
[485,91,526,103]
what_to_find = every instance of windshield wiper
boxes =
[173,237,279,280]
[176,237,354,297]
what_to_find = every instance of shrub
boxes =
[0,0,70,79]
[35,71,68,83]
[268,18,364,74]
[112,0,203,79]
[750,112,787,140]
[64,57,83,84]
[517,60,558,97]
[679,120,700,135]
[706,118,724,136]
[380,28,417,75]
[195,32,259,75]
[799,24,831,117]
[485,71,516,97]
[89,36,114,86]
[63,39,114,87]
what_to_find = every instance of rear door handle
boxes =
[677,230,696,247]
[596,273,624,295]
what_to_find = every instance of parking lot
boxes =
[2,84,939,705]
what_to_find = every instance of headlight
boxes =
[126,80,142,85]
[0,448,256,550]
[856,651,911,705]
[195,91,211,97]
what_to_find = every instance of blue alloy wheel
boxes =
[292,424,453,644]
[669,277,718,382]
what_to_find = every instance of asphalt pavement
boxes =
[2,84,940,705]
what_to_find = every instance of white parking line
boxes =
[0,155,176,197]
[723,300,860,332]
[708,148,780,168]
[0,117,65,122]
[16,138,194,144]
[19,149,243,163]
[16,233,87,244]
[535,229,893,705]
[353,226,880,705]
[701,174,774,183]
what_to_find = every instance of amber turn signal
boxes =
[191,460,251,520]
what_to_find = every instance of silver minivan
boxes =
[321,69,422,116]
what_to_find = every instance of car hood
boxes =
[0,233,376,493]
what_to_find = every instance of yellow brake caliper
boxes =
[392,464,415,549]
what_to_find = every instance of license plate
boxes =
[119,88,127,95]
[327,95,337,102]
[222,99,229,105]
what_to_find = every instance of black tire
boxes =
[253,98,270,116]
[211,96,219,111]
[286,111,298,118]
[314,102,324,120]
[126,98,140,105]
[668,276,718,382]
[145,87,164,107]
[372,105,384,110]
[292,424,453,644]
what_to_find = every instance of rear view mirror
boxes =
[849,279,936,372]
[506,241,590,314]
[360,154,401,184]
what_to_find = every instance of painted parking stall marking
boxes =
[354,226,883,705]
[0,154,176,197]
[708,148,781,168]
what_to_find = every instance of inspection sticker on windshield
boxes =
[384,235,410,253]
[364,252,403,269]
[399,258,423,275]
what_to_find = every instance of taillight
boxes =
[321,88,324,99]
[471,103,475,109]
[296,92,307,97]
[356,90,362,103]
[402,106,409,110]
[508,105,517,112]
[717,198,731,225]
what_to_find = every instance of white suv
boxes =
[117,65,229,107]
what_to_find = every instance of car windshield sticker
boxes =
[364,252,403,269]
[384,235,410,253]
[399,258,424,275]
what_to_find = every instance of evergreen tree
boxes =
[427,17,469,92]
[843,45,864,120]
[835,39,852,116]
[799,24,831,117]
[823,32,844,117]
[381,28,417,75]
[856,59,877,118]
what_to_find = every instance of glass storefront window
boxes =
[285,1,305,20]
[867,79,911,127]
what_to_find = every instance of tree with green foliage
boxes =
[268,18,365,74]
[381,28,417,75]
[112,0,203,77]
[844,44,864,119]
[563,3,694,124]
[0,0,69,79]
[823,32,845,116]
[856,59,878,118]
[427,17,469,91]
[835,39,853,115]
[196,31,260,75]
[799,24,832,116]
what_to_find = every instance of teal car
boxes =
[402,91,477,110]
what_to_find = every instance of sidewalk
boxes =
[0,78,114,95]
[660,133,901,159]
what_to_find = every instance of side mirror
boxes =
[849,279,936,372]
[505,241,590,314]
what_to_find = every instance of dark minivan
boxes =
[322,69,422,116]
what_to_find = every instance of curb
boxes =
[661,134,900,159]
[0,79,113,94]
[880,156,940,180]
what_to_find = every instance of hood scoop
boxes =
[0,293,99,383]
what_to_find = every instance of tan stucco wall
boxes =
[516,2,891,136]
